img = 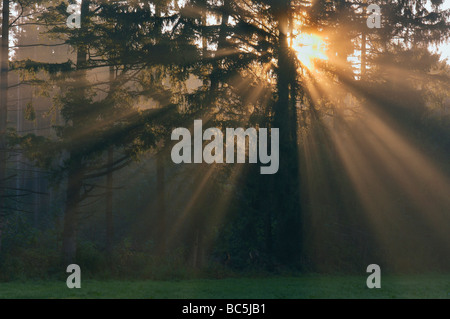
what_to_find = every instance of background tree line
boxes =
[0,0,449,280]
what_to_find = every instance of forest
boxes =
[0,0,449,290]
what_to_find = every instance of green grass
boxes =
[1,274,449,299]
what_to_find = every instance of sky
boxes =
[434,42,449,61]
[431,1,450,61]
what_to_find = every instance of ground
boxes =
[0,274,449,299]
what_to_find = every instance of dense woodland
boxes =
[0,0,449,280]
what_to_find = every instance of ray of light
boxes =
[298,53,450,271]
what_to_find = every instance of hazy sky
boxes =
[435,43,449,61]
[432,1,450,61]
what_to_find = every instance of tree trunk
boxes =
[272,0,303,265]
[105,146,114,255]
[361,30,366,79]
[274,6,291,138]
[264,192,274,270]
[192,228,204,269]
[156,151,166,256]
[105,66,115,255]
[61,0,89,264]
[210,0,230,91]
[201,1,208,89]
[0,0,10,253]
[62,160,83,264]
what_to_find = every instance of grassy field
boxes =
[0,274,449,299]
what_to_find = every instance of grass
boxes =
[0,274,449,299]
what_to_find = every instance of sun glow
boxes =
[291,33,328,69]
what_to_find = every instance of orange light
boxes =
[292,34,328,69]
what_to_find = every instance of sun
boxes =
[291,33,328,70]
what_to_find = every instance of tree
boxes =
[14,0,194,263]
[0,0,43,252]
[0,0,10,253]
